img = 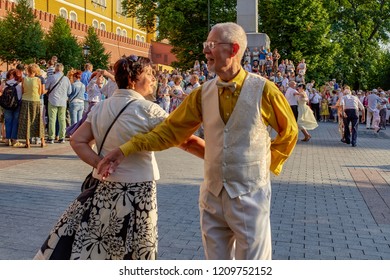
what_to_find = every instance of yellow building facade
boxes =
[2,1,177,68]
[28,0,153,43]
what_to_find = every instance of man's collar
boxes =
[217,68,247,94]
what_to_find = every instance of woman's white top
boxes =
[87,89,168,183]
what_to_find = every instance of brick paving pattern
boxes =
[0,122,389,260]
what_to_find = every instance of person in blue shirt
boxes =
[332,79,339,90]
[81,63,93,112]
[259,46,268,73]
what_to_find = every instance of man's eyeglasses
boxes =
[203,41,232,49]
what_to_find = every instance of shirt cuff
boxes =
[270,149,289,176]
[119,141,135,157]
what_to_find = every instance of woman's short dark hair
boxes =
[114,55,152,89]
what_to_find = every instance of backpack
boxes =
[0,83,19,110]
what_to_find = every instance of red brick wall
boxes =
[151,41,177,65]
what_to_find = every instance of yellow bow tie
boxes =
[216,80,237,93]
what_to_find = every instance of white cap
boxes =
[372,89,378,93]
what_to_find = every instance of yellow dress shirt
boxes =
[120,68,298,175]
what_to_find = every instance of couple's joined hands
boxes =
[96,135,205,180]
[97,148,125,180]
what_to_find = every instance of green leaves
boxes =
[83,27,110,70]
[44,17,82,72]
[121,0,236,69]
[0,0,45,65]
[260,0,390,88]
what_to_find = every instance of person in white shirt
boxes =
[278,59,286,74]
[34,55,205,260]
[281,74,289,89]
[365,89,381,129]
[243,60,252,72]
[309,89,322,121]
[87,71,105,104]
[184,74,201,94]
[297,59,306,76]
[340,86,365,147]
[284,81,299,120]
[101,69,118,99]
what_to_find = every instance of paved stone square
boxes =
[0,122,389,260]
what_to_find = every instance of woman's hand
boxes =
[179,135,205,159]
[97,147,125,179]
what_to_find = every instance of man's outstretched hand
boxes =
[97,147,125,179]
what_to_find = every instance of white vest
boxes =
[202,73,271,198]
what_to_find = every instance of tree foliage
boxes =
[324,0,390,89]
[0,0,45,66]
[83,27,110,70]
[44,16,82,72]
[122,0,390,88]
[259,0,335,85]
[122,0,236,69]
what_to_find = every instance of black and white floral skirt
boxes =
[34,180,158,260]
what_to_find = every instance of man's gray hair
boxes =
[212,22,247,61]
[55,63,64,72]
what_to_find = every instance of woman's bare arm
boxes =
[70,122,100,168]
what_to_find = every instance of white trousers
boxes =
[199,184,272,260]
[366,110,374,128]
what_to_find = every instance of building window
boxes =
[59,8,68,19]
[92,20,99,29]
[122,30,127,37]
[136,34,141,41]
[141,36,145,42]
[100,22,106,31]
[116,27,121,35]
[116,0,124,15]
[70,11,77,22]
[92,0,106,8]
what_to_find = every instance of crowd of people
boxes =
[151,47,390,146]
[1,51,388,148]
[0,22,390,261]
[0,57,118,147]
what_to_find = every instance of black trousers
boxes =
[311,103,320,121]
[343,109,359,145]
[290,105,298,121]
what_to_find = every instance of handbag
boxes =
[80,98,136,192]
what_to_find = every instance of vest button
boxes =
[223,163,227,166]
[224,145,227,149]
[224,128,229,132]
